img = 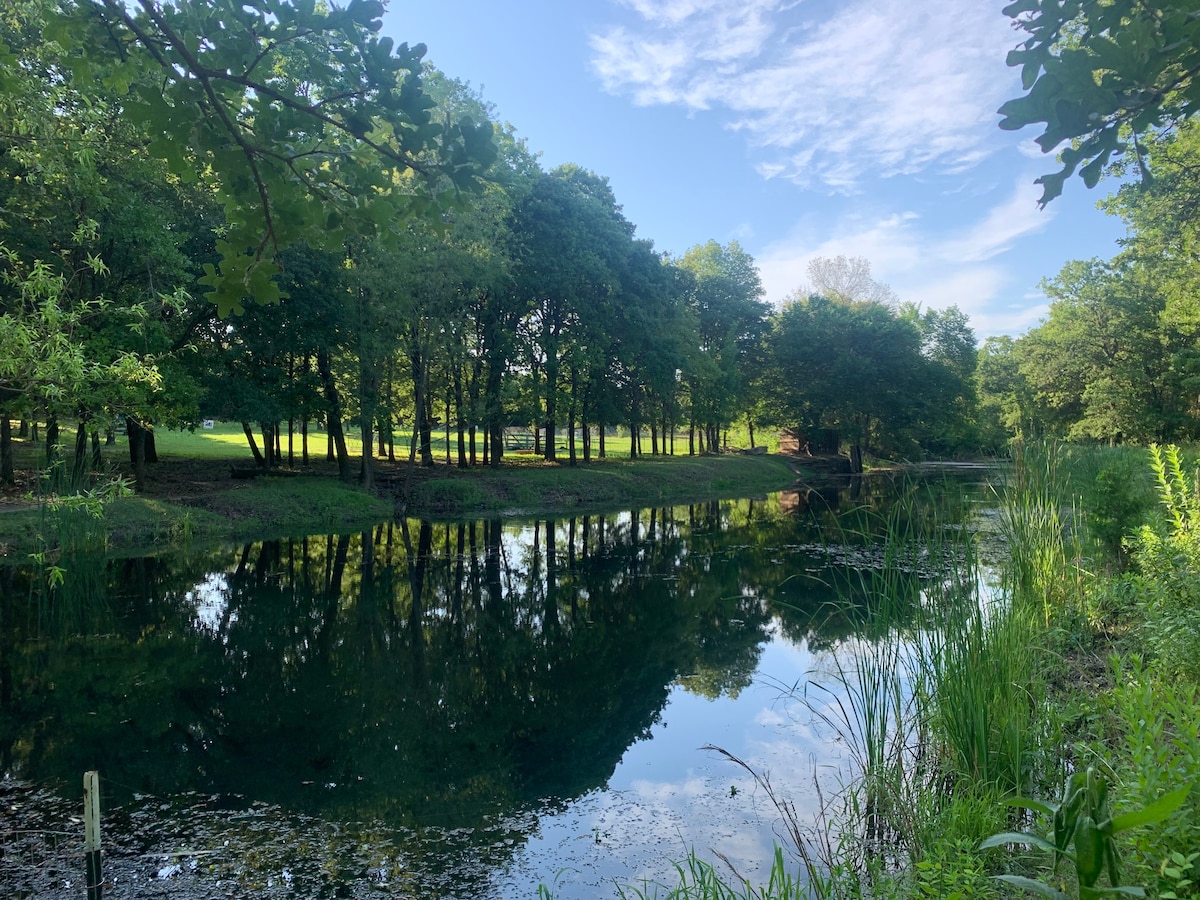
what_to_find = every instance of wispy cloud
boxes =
[755,179,1057,336]
[591,0,1018,188]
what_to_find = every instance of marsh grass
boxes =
[997,441,1088,625]
[751,467,1061,898]
[608,848,806,900]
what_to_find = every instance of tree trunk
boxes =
[0,416,13,485]
[849,442,863,474]
[454,362,468,468]
[411,346,434,468]
[72,415,89,484]
[242,422,266,467]
[359,359,379,488]
[360,409,374,489]
[317,349,353,481]
[543,352,558,463]
[45,415,59,467]
[260,423,274,467]
[127,417,149,491]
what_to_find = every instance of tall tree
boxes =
[675,240,768,454]
[43,0,497,314]
[1018,258,1191,443]
[763,293,929,472]
[511,165,633,462]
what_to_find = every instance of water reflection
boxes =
[0,472,990,897]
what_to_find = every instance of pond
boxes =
[0,468,998,899]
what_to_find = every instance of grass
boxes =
[405,453,798,518]
[151,421,782,462]
[1,421,800,555]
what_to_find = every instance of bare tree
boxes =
[802,255,897,306]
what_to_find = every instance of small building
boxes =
[778,428,810,456]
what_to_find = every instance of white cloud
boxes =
[592,0,1018,188]
[754,179,1058,337]
[939,178,1053,263]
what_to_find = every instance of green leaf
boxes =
[992,874,1071,899]
[980,832,1062,854]
[1109,784,1192,832]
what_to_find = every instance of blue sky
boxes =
[385,0,1128,339]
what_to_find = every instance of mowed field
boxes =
[149,421,778,463]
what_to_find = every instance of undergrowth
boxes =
[609,441,1200,900]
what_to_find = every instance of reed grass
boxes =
[613,848,807,900]
[995,441,1088,624]
[760,462,1062,898]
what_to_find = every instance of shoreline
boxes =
[2,453,809,558]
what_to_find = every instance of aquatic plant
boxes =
[982,766,1191,899]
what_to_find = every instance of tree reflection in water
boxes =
[0,475,987,897]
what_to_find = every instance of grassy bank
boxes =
[0,435,799,557]
[402,452,798,518]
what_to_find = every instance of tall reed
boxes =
[785,465,1057,893]
[996,441,1087,624]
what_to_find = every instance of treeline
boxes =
[1,0,985,493]
[978,119,1200,448]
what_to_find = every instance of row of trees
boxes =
[2,0,987,493]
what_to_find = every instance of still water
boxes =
[0,470,995,898]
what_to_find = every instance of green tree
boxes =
[763,293,929,471]
[43,0,496,314]
[675,240,768,454]
[511,165,635,462]
[1018,257,1191,443]
[900,303,980,455]
[999,0,1200,203]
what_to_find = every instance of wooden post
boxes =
[84,770,102,900]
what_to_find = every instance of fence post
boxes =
[84,770,102,900]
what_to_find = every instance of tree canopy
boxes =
[1001,0,1200,203]
[33,0,497,314]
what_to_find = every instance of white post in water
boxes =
[83,770,102,900]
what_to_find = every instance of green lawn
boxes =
[151,421,780,463]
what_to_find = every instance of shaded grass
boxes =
[1,477,393,558]
[403,454,798,518]
[1,450,796,556]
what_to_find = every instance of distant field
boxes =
[8,420,780,467]
[150,422,779,462]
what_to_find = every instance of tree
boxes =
[511,165,634,462]
[1,2,211,486]
[900,303,980,455]
[39,0,497,314]
[804,255,897,306]
[675,241,768,453]
[976,335,1038,446]
[999,0,1200,203]
[0,248,164,488]
[763,293,930,471]
[1017,257,1192,443]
